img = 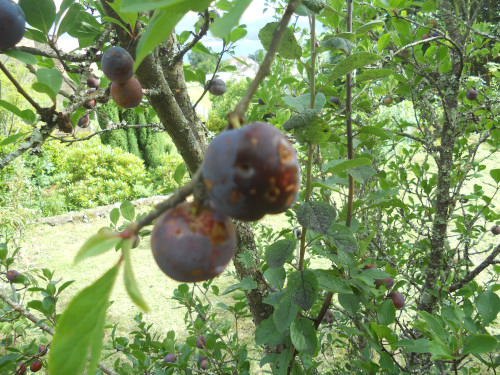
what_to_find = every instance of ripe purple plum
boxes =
[196,335,207,349]
[87,77,100,88]
[77,115,90,128]
[491,225,500,235]
[6,270,19,281]
[30,360,43,372]
[375,277,394,289]
[0,0,25,50]
[387,291,405,309]
[111,77,143,109]
[329,96,340,105]
[151,202,236,282]
[208,78,226,95]
[164,353,176,363]
[101,46,134,83]
[466,88,478,101]
[203,122,300,221]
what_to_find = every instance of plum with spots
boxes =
[101,46,134,83]
[202,122,300,221]
[0,0,25,50]
[151,201,236,282]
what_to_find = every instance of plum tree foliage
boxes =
[0,0,499,374]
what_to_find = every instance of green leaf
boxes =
[48,264,120,375]
[314,270,352,293]
[338,292,361,315]
[121,0,208,12]
[110,208,120,226]
[475,290,500,325]
[222,277,257,295]
[321,37,354,53]
[358,125,390,139]
[74,229,122,263]
[302,0,325,13]
[287,270,318,311]
[230,27,247,42]
[2,49,38,65]
[107,0,138,31]
[123,240,149,311]
[19,0,56,34]
[173,163,187,185]
[273,295,299,331]
[356,69,393,82]
[259,22,302,60]
[378,300,396,325]
[0,132,27,147]
[265,239,297,268]
[297,201,336,234]
[255,317,281,345]
[282,109,330,144]
[490,169,500,183]
[282,94,325,112]
[290,318,318,355]
[377,33,391,51]
[428,340,454,360]
[418,311,448,343]
[462,335,498,355]
[210,0,252,39]
[322,158,372,173]
[325,224,358,253]
[34,69,62,101]
[349,165,376,183]
[120,201,135,221]
[264,267,286,290]
[328,52,382,82]
[355,20,384,35]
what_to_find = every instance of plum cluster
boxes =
[151,201,236,282]
[202,122,300,221]
[101,47,142,108]
[364,264,405,309]
[0,0,25,50]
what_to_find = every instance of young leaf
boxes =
[123,240,149,311]
[265,239,297,268]
[290,318,318,355]
[210,0,252,39]
[120,200,135,221]
[490,169,500,183]
[74,229,121,263]
[297,201,336,234]
[287,270,318,311]
[109,208,120,226]
[48,264,120,375]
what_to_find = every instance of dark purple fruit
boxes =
[258,98,265,105]
[200,359,209,370]
[387,291,405,309]
[375,277,394,289]
[0,0,25,50]
[151,202,236,282]
[16,363,26,374]
[6,270,19,281]
[30,360,43,372]
[87,77,100,88]
[427,18,438,28]
[196,335,207,349]
[101,46,134,83]
[203,122,300,221]
[111,78,143,109]
[77,115,90,128]
[363,264,376,270]
[383,97,393,106]
[466,88,478,101]
[208,78,226,96]
[164,353,176,363]
[492,225,500,235]
[329,96,340,105]
[38,345,47,355]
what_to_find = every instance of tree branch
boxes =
[15,46,102,63]
[172,10,211,66]
[0,60,43,112]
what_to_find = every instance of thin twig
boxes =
[0,60,43,112]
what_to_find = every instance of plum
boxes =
[387,291,405,309]
[466,88,478,101]
[208,78,226,96]
[374,277,394,289]
[111,77,143,109]
[101,46,134,83]
[151,202,236,282]
[30,360,43,372]
[203,122,300,221]
[0,0,25,50]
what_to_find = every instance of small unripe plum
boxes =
[196,335,207,349]
[30,360,43,372]
[6,270,19,281]
[111,77,143,109]
[87,77,100,88]
[491,225,500,235]
[427,18,438,28]
[208,78,226,96]
[375,277,394,289]
[387,291,405,309]
[0,0,25,50]
[200,359,209,370]
[101,46,134,83]
[203,122,300,221]
[16,363,26,374]
[383,96,393,106]
[466,88,478,101]
[151,202,236,282]
[164,353,176,363]
[77,115,90,128]
[329,96,340,105]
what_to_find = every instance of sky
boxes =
[55,0,282,57]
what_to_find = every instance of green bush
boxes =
[148,152,186,194]
[49,138,148,210]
